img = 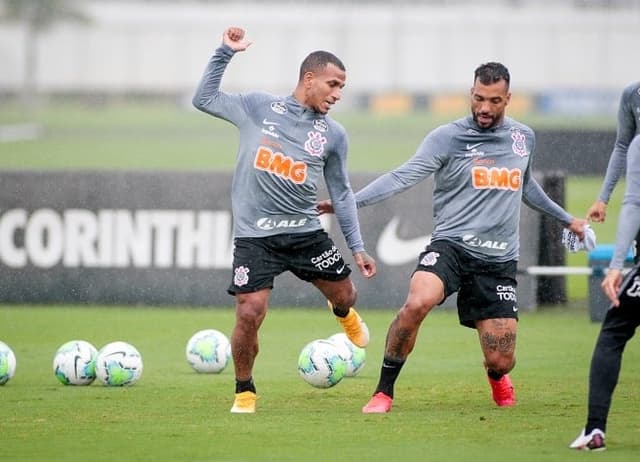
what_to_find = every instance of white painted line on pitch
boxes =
[0,123,43,143]
[526,266,594,275]
[524,266,632,276]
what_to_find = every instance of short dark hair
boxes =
[474,62,510,88]
[299,51,345,81]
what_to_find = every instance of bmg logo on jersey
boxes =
[254,146,307,184]
[496,284,517,302]
[472,166,521,191]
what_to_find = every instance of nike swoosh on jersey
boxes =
[376,216,431,266]
[263,118,280,126]
[466,143,483,150]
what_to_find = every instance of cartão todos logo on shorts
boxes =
[310,246,342,270]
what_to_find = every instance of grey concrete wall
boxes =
[1,1,639,98]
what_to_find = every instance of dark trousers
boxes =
[586,262,640,433]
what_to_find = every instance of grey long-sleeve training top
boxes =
[598,81,640,203]
[355,115,574,262]
[610,135,640,269]
[192,44,365,253]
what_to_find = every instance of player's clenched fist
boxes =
[223,27,252,52]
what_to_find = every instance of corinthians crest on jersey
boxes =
[510,128,529,157]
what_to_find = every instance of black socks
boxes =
[375,357,405,398]
[235,377,256,394]
[331,303,349,318]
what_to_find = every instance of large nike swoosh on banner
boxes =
[376,217,431,266]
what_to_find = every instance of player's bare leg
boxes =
[363,271,444,413]
[476,317,517,406]
[314,278,369,347]
[230,288,269,413]
[313,277,357,316]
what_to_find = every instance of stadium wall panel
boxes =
[0,171,540,309]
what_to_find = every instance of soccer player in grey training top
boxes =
[321,62,588,413]
[192,27,376,414]
[569,135,640,452]
[587,81,640,263]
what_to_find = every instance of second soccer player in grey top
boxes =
[320,62,588,413]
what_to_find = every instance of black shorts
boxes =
[415,240,519,328]
[227,230,352,295]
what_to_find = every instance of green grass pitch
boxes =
[1,305,639,461]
